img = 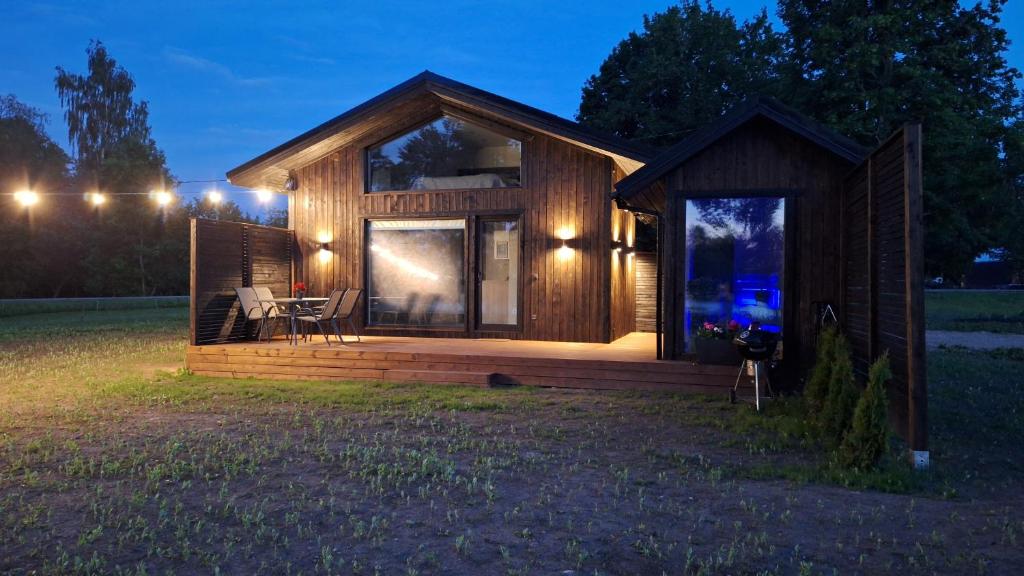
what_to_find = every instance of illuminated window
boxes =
[367,219,466,327]
[367,116,521,192]
[684,197,785,349]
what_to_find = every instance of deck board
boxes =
[186,332,739,392]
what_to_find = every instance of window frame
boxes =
[473,214,525,332]
[363,217,470,331]
[678,189,800,357]
[362,114,527,194]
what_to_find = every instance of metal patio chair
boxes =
[295,289,345,346]
[253,285,289,340]
[235,286,272,341]
[332,288,363,343]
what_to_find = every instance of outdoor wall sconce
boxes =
[611,240,625,253]
[316,232,332,264]
[554,227,576,262]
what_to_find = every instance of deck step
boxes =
[184,336,739,392]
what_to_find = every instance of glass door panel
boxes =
[684,197,785,350]
[478,219,519,327]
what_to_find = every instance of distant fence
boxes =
[0,296,188,318]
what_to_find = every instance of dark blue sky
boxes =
[3,1,1022,216]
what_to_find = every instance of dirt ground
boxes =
[2,386,1022,575]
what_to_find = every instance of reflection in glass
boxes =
[367,220,465,326]
[368,116,522,192]
[479,219,519,326]
[684,197,785,350]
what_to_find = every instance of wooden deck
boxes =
[185,332,739,392]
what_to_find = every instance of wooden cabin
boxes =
[224,71,654,343]
[188,74,925,455]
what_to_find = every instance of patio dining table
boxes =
[264,297,330,345]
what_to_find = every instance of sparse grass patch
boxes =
[0,304,1021,574]
[926,290,1024,333]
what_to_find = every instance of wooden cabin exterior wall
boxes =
[288,128,620,343]
[609,203,637,341]
[661,117,853,372]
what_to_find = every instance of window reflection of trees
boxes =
[369,117,521,192]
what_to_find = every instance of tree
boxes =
[0,95,72,297]
[56,41,178,296]
[779,0,1024,279]
[577,1,784,146]
[55,40,151,176]
[840,353,892,469]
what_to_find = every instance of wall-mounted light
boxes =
[316,231,332,264]
[256,188,274,203]
[611,240,625,253]
[555,226,575,261]
[206,189,223,205]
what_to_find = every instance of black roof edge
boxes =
[614,95,869,203]
[228,70,657,183]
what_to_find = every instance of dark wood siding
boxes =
[290,120,619,343]
[843,125,926,450]
[609,203,636,341]
[661,117,852,376]
[635,252,657,332]
[190,219,293,345]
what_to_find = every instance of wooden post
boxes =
[188,218,198,346]
[904,123,928,463]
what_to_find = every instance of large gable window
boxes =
[367,116,522,192]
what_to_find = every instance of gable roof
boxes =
[613,96,869,207]
[227,71,658,189]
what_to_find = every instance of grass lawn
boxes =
[1,307,1022,574]
[926,290,1024,333]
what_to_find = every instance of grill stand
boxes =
[730,360,774,412]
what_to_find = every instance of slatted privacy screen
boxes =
[190,218,294,345]
[842,124,926,451]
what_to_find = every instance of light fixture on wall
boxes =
[316,231,332,264]
[555,226,575,261]
[611,240,624,253]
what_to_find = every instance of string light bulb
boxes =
[87,192,107,206]
[206,190,223,205]
[14,190,40,207]
[256,188,273,203]
[152,190,173,207]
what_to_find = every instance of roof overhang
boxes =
[227,71,656,190]
[613,96,870,213]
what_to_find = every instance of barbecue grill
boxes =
[730,328,779,411]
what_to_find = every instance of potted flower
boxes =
[293,281,306,299]
[693,319,742,365]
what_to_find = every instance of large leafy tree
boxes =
[779,0,1023,279]
[55,41,184,296]
[55,41,151,175]
[578,1,784,147]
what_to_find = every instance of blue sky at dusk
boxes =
[3,1,1022,216]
